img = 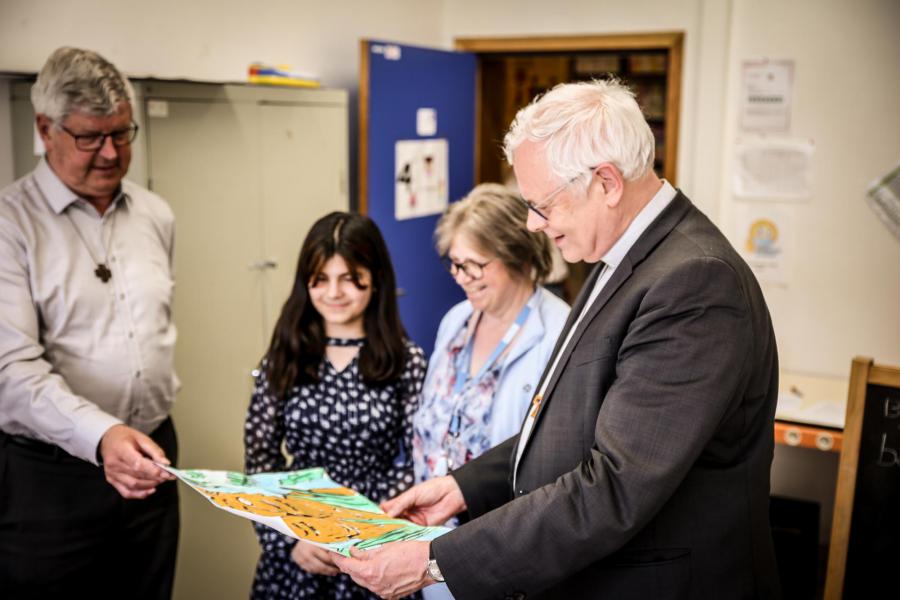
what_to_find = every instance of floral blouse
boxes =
[244,338,426,600]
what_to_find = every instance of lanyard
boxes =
[447,300,532,436]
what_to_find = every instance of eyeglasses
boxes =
[520,167,597,220]
[441,256,492,280]
[58,121,139,151]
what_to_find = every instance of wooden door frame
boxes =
[358,40,371,214]
[455,32,684,184]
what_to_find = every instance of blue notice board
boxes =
[362,40,475,355]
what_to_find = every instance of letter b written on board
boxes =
[876,433,899,467]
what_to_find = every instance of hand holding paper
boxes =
[381,474,466,526]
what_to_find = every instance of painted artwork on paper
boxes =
[394,138,448,220]
[163,466,448,556]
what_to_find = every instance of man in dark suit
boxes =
[334,79,781,600]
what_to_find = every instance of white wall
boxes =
[0,0,446,197]
[719,0,900,379]
[0,0,443,85]
[442,0,732,221]
[720,0,900,543]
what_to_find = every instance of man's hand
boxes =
[380,475,466,526]
[291,541,339,576]
[333,541,432,599]
[98,424,174,499]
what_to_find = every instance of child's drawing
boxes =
[163,466,448,556]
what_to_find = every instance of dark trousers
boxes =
[0,418,180,600]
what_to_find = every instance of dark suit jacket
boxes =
[432,192,780,600]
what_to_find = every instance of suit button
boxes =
[517,489,527,496]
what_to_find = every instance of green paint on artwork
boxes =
[227,472,250,486]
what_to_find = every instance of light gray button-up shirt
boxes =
[0,158,179,464]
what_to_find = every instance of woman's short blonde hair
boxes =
[435,183,554,284]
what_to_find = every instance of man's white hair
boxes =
[31,47,134,123]
[503,79,655,185]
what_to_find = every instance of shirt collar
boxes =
[602,179,677,269]
[34,156,129,215]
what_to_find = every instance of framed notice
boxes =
[740,59,794,132]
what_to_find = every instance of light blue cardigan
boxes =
[422,286,570,449]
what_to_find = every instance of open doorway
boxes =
[456,33,684,302]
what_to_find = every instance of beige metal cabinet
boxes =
[144,81,348,600]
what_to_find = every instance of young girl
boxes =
[244,212,426,599]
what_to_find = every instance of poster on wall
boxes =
[395,138,448,220]
[733,137,814,200]
[740,59,794,132]
[734,203,794,286]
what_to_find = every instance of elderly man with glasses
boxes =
[0,47,179,600]
[336,79,780,600]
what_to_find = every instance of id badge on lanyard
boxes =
[442,302,532,468]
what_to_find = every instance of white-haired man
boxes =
[0,47,179,599]
[334,79,781,600]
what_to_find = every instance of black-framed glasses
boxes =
[58,121,139,151]
[441,256,492,280]
[520,167,597,220]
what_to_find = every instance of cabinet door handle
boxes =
[249,259,278,271]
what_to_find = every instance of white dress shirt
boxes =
[513,181,678,484]
[0,158,179,464]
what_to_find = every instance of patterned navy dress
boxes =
[245,338,427,599]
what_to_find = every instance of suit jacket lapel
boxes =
[537,258,632,400]
[510,263,604,475]
[532,262,604,383]
[522,192,694,438]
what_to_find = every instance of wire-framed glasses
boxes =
[441,256,492,280]
[58,121,140,151]
[520,167,597,220]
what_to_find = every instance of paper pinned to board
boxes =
[395,138,448,220]
[734,203,794,286]
[776,392,846,429]
[866,161,900,241]
[733,137,814,200]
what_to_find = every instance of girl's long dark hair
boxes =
[264,212,408,397]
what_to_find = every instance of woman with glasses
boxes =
[244,212,426,600]
[412,183,570,599]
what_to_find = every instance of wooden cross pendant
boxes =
[94,263,112,283]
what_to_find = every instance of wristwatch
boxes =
[425,558,445,582]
